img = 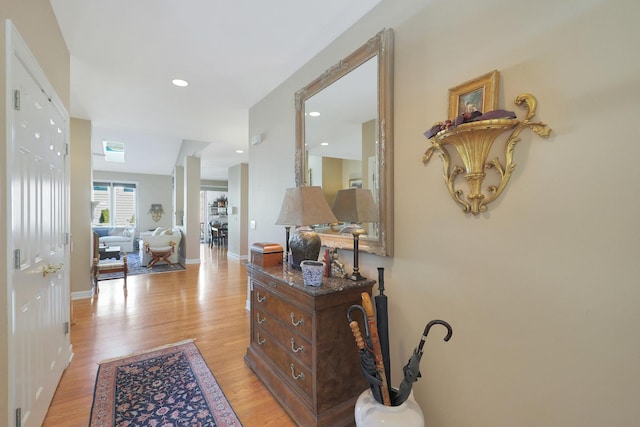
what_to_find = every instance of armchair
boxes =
[139,227,182,266]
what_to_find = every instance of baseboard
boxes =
[72,289,93,300]
[227,251,249,261]
[184,258,201,265]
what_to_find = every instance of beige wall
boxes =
[70,119,93,295]
[227,163,249,259]
[183,156,201,264]
[248,0,640,425]
[1,1,70,424]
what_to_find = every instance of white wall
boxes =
[248,0,640,425]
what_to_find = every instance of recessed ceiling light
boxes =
[171,79,189,87]
[320,142,329,146]
[308,111,320,117]
[236,150,244,154]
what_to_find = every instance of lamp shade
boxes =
[331,188,378,281]
[331,188,378,223]
[275,186,337,270]
[275,186,338,226]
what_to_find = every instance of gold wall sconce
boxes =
[148,204,164,222]
[423,93,552,215]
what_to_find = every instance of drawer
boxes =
[253,307,312,367]
[249,271,315,309]
[254,283,312,339]
[253,326,313,400]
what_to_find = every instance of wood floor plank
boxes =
[42,244,296,427]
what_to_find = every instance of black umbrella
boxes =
[393,319,453,406]
[347,304,383,404]
[375,267,391,397]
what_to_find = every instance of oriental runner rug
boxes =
[89,340,242,427]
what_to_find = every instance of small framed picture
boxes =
[349,178,362,188]
[448,70,500,120]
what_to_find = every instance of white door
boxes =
[6,22,72,427]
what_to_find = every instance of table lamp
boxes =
[331,188,378,281]
[275,186,338,269]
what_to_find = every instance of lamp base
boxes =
[348,272,367,281]
[290,226,321,270]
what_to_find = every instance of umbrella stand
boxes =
[393,319,453,406]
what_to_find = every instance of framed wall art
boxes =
[448,70,500,120]
[349,178,362,188]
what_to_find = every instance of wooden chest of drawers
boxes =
[244,263,374,426]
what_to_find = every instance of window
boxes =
[92,181,137,227]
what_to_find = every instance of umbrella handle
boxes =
[347,305,370,338]
[418,319,453,351]
[362,292,392,406]
[349,321,366,350]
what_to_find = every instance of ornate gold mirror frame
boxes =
[295,28,394,256]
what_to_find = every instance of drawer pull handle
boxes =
[290,364,304,380]
[269,281,278,288]
[290,338,305,353]
[256,292,266,303]
[290,312,305,327]
[257,312,266,324]
[257,333,266,345]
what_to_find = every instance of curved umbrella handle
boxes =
[347,304,370,337]
[418,320,453,351]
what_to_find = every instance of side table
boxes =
[244,262,374,426]
[99,245,121,260]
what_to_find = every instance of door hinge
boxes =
[15,407,21,427]
[64,233,70,245]
[14,249,21,269]
[64,321,70,335]
[14,90,20,110]
[65,143,69,156]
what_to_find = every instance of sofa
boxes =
[139,227,182,266]
[93,227,136,253]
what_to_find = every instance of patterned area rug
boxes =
[99,252,185,280]
[90,340,242,427]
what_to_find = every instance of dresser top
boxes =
[245,263,375,296]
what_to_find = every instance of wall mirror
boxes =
[295,28,394,256]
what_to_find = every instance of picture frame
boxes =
[448,70,500,121]
[349,178,362,189]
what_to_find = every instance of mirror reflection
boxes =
[305,56,379,239]
[295,28,393,256]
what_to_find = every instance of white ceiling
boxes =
[49,0,382,180]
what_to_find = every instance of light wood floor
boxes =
[43,244,296,427]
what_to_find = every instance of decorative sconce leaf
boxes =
[529,123,552,138]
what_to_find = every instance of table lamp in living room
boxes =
[275,186,337,269]
[331,188,378,281]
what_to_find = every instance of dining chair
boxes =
[93,232,128,295]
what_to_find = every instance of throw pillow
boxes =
[93,227,109,238]
[152,227,166,236]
